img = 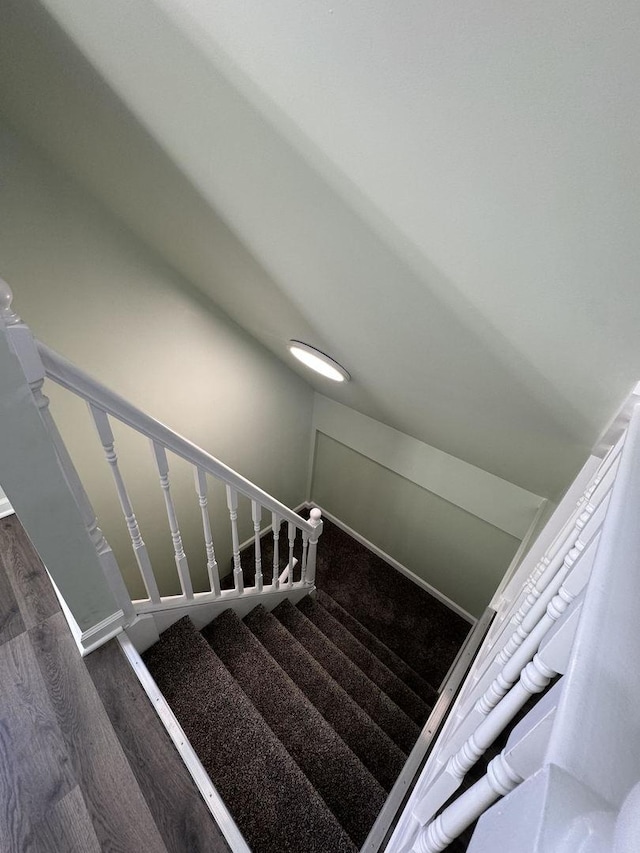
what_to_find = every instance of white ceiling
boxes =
[2,0,640,499]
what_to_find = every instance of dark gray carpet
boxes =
[144,515,473,852]
[317,588,438,706]
[229,512,471,689]
[312,515,472,687]
[244,604,407,791]
[297,595,430,724]
[202,609,385,846]
[142,617,356,853]
[273,599,420,753]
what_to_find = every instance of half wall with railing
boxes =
[386,386,640,852]
[0,280,322,653]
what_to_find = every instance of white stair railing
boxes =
[419,680,562,853]
[194,467,221,596]
[387,387,640,853]
[90,403,162,604]
[463,400,640,853]
[0,282,322,636]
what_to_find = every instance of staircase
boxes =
[143,576,452,853]
[6,276,640,853]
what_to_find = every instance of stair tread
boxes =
[143,617,357,853]
[273,598,420,753]
[317,589,439,705]
[299,595,431,724]
[202,608,386,847]
[244,604,406,792]
[314,516,471,686]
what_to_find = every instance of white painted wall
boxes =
[311,395,543,539]
[0,120,314,598]
[13,0,640,503]
[311,432,521,618]
[308,396,538,617]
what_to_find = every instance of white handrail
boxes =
[37,342,315,535]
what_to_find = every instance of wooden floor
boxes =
[0,514,229,853]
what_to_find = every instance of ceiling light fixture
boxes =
[288,340,350,382]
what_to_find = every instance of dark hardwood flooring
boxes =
[0,514,229,853]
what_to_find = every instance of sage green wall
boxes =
[0,120,314,598]
[311,432,521,619]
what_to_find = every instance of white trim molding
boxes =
[118,632,251,853]
[79,609,126,654]
[310,395,545,540]
[48,570,126,656]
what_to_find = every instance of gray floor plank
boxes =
[0,515,58,629]
[86,640,230,853]
[0,632,76,852]
[0,544,25,647]
[29,786,102,853]
[29,612,169,853]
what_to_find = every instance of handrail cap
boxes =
[0,278,19,324]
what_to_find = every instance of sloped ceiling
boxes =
[2,0,639,499]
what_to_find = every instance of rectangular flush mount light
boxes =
[288,340,350,382]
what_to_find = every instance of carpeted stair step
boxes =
[273,598,420,753]
[298,595,431,725]
[202,608,386,847]
[244,604,406,792]
[142,617,356,853]
[314,516,471,687]
[317,589,439,706]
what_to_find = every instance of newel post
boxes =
[0,278,131,650]
[304,508,323,586]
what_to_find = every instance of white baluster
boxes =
[301,530,309,583]
[287,521,295,588]
[226,485,244,594]
[91,405,160,604]
[271,512,280,590]
[512,504,592,627]
[485,495,608,684]
[445,534,598,758]
[459,500,606,734]
[304,508,323,586]
[414,752,523,853]
[152,441,193,599]
[0,283,134,621]
[482,486,614,694]
[414,655,554,825]
[415,681,561,853]
[252,500,263,592]
[491,446,622,649]
[417,599,582,825]
[194,467,220,596]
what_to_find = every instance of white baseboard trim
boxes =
[306,503,476,625]
[79,610,126,655]
[48,569,126,656]
[0,497,14,519]
[118,632,251,853]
